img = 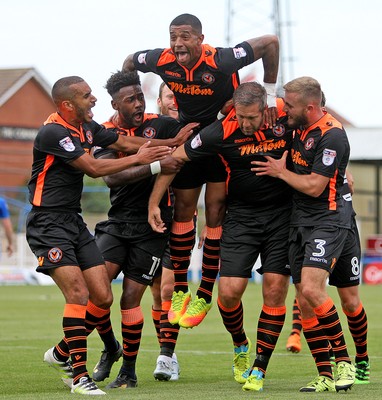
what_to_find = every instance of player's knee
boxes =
[92,290,113,309]
[341,298,361,314]
[161,283,173,302]
[263,286,287,307]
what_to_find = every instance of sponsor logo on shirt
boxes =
[59,136,75,152]
[291,149,308,166]
[168,82,213,96]
[191,134,202,149]
[322,148,336,166]
[238,139,288,156]
[233,47,247,59]
[165,70,181,78]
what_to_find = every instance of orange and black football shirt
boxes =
[28,113,118,212]
[290,112,351,227]
[94,113,181,223]
[133,42,255,128]
[183,107,293,212]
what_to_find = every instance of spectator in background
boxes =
[157,82,179,120]
[0,197,14,257]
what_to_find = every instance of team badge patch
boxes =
[233,47,247,59]
[305,137,314,150]
[137,52,147,64]
[59,136,75,152]
[143,127,157,139]
[322,148,337,166]
[272,124,285,137]
[191,134,202,149]
[85,130,93,144]
[202,73,215,84]
[48,247,63,263]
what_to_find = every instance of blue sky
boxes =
[1,0,381,127]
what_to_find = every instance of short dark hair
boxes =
[105,70,141,97]
[51,76,84,105]
[170,13,202,34]
[233,82,267,112]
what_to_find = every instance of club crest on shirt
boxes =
[272,124,285,137]
[233,47,247,59]
[202,73,215,84]
[143,127,157,139]
[85,130,93,144]
[305,137,314,150]
[59,136,75,152]
[137,52,147,64]
[322,148,337,166]
[48,247,63,263]
[191,133,202,149]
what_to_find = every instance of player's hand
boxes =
[264,106,278,127]
[220,99,233,116]
[160,155,185,174]
[148,205,166,233]
[136,141,171,164]
[172,122,200,146]
[6,243,13,257]
[346,169,355,194]
[251,150,288,177]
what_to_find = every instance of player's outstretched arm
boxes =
[122,53,135,72]
[148,145,190,232]
[71,142,171,178]
[148,171,175,233]
[246,34,279,126]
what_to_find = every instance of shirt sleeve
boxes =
[36,124,85,164]
[90,121,119,148]
[214,41,255,74]
[311,128,348,178]
[133,48,164,73]
[184,120,223,160]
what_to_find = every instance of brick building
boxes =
[0,68,55,187]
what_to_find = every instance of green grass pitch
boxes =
[0,282,381,399]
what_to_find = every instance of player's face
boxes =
[113,85,146,128]
[283,91,308,129]
[68,81,97,124]
[158,85,178,119]
[170,24,203,69]
[235,103,265,136]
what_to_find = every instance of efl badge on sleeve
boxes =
[191,134,202,149]
[137,53,147,64]
[59,136,75,152]
[322,148,336,166]
[233,47,247,59]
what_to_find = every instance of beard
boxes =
[287,113,308,130]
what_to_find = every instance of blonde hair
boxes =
[283,76,322,106]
